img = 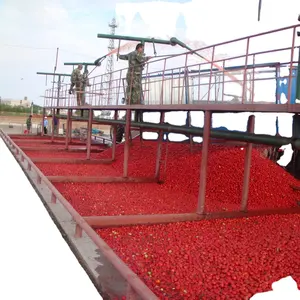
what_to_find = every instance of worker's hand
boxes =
[147,56,152,60]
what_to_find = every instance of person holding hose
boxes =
[118,43,151,105]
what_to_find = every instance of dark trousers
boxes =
[44,127,48,134]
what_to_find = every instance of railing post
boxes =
[287,27,296,105]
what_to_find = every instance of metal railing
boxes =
[44,24,300,108]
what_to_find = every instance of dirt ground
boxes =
[0,114,111,134]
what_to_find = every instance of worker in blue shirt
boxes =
[43,117,48,135]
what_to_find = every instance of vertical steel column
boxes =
[123,109,131,177]
[240,115,255,212]
[197,110,212,214]
[57,75,61,107]
[186,111,193,153]
[68,110,72,144]
[51,108,55,143]
[155,112,165,181]
[86,109,93,160]
[65,109,71,150]
[112,110,118,161]
[42,108,45,136]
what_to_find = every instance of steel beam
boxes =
[84,207,300,229]
[49,103,300,113]
[32,158,113,164]
[19,147,104,153]
[47,176,158,183]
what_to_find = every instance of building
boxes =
[1,97,31,107]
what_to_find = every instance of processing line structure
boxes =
[2,23,300,299]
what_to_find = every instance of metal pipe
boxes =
[37,72,71,77]
[51,108,55,143]
[65,109,71,150]
[123,109,131,177]
[155,112,165,180]
[112,110,118,161]
[64,62,95,66]
[54,115,296,148]
[97,34,177,46]
[86,110,93,160]
[42,108,45,137]
[197,111,212,214]
[240,115,255,212]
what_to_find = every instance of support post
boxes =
[65,109,71,150]
[51,108,55,143]
[42,108,45,136]
[155,112,165,181]
[241,115,255,212]
[197,111,212,214]
[123,109,131,177]
[112,110,118,161]
[57,75,61,107]
[86,109,93,160]
[68,111,72,144]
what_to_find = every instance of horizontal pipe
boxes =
[55,114,293,148]
[37,72,71,76]
[64,62,96,66]
[97,34,174,45]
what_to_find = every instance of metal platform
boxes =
[42,24,300,113]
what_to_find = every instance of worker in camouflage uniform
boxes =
[26,115,32,133]
[118,43,151,105]
[69,64,83,106]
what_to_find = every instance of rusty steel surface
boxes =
[43,24,300,113]
[0,129,158,300]
[48,103,300,113]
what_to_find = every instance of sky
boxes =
[0,0,299,105]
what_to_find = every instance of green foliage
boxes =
[0,104,42,114]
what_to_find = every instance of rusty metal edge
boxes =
[44,103,300,113]
[0,130,158,300]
